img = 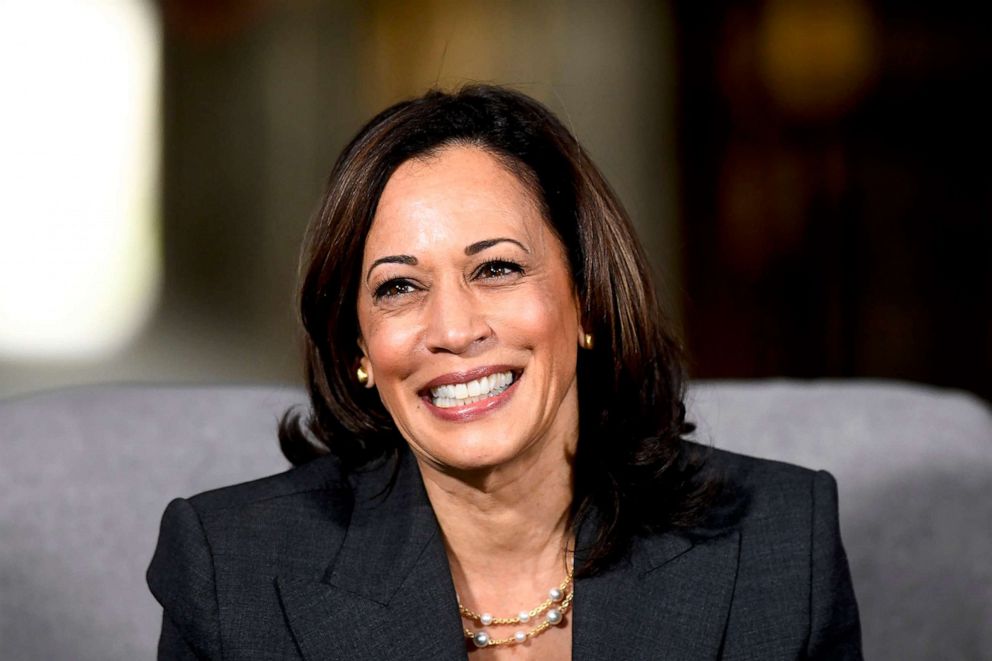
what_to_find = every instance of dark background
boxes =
[675,1,990,398]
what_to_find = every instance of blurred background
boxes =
[0,0,988,401]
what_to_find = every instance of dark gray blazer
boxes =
[147,445,862,660]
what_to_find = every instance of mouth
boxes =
[427,370,517,408]
[419,366,522,417]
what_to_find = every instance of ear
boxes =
[577,327,594,351]
[575,293,590,350]
[356,337,375,388]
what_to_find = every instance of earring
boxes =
[356,366,369,385]
[582,333,594,350]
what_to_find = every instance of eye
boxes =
[475,259,524,280]
[373,278,418,300]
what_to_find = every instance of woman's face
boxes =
[356,145,584,474]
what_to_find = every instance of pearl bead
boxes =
[514,630,527,643]
[549,587,563,602]
[546,608,563,625]
[518,611,530,623]
[480,613,493,626]
[472,631,491,648]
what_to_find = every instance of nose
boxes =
[423,281,493,354]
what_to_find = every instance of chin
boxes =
[414,427,529,474]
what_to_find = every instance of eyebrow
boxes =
[465,237,529,256]
[365,238,529,283]
[366,255,417,283]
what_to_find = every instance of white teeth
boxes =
[429,370,515,408]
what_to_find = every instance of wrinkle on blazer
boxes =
[147,444,862,660]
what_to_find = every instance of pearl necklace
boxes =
[458,568,575,648]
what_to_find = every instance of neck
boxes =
[416,430,577,600]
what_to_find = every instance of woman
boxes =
[148,85,862,660]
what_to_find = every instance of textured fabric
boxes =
[146,443,862,660]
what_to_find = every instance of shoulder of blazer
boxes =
[687,444,824,532]
[148,453,366,659]
[182,454,357,573]
[703,443,818,489]
[680,445,862,659]
[188,452,352,513]
[570,444,830,660]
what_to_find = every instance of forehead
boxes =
[365,146,550,255]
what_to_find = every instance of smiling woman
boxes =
[357,147,583,476]
[147,85,863,660]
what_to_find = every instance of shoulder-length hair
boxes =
[280,84,713,573]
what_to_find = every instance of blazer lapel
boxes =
[276,450,741,661]
[276,451,467,661]
[572,527,741,661]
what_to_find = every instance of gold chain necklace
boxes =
[458,568,575,648]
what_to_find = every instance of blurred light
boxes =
[0,0,161,359]
[758,0,877,120]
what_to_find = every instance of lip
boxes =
[420,366,522,423]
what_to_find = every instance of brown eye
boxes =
[476,260,523,280]
[374,279,417,300]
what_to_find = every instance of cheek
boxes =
[362,315,421,378]
[493,286,577,348]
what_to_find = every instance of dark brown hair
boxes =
[280,84,714,573]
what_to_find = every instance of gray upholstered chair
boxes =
[1,381,989,660]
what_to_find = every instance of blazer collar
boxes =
[276,449,466,661]
[572,520,741,660]
[277,449,740,661]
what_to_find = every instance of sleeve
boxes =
[806,470,863,660]
[147,498,223,660]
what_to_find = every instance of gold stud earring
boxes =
[583,333,594,350]
[356,366,369,385]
